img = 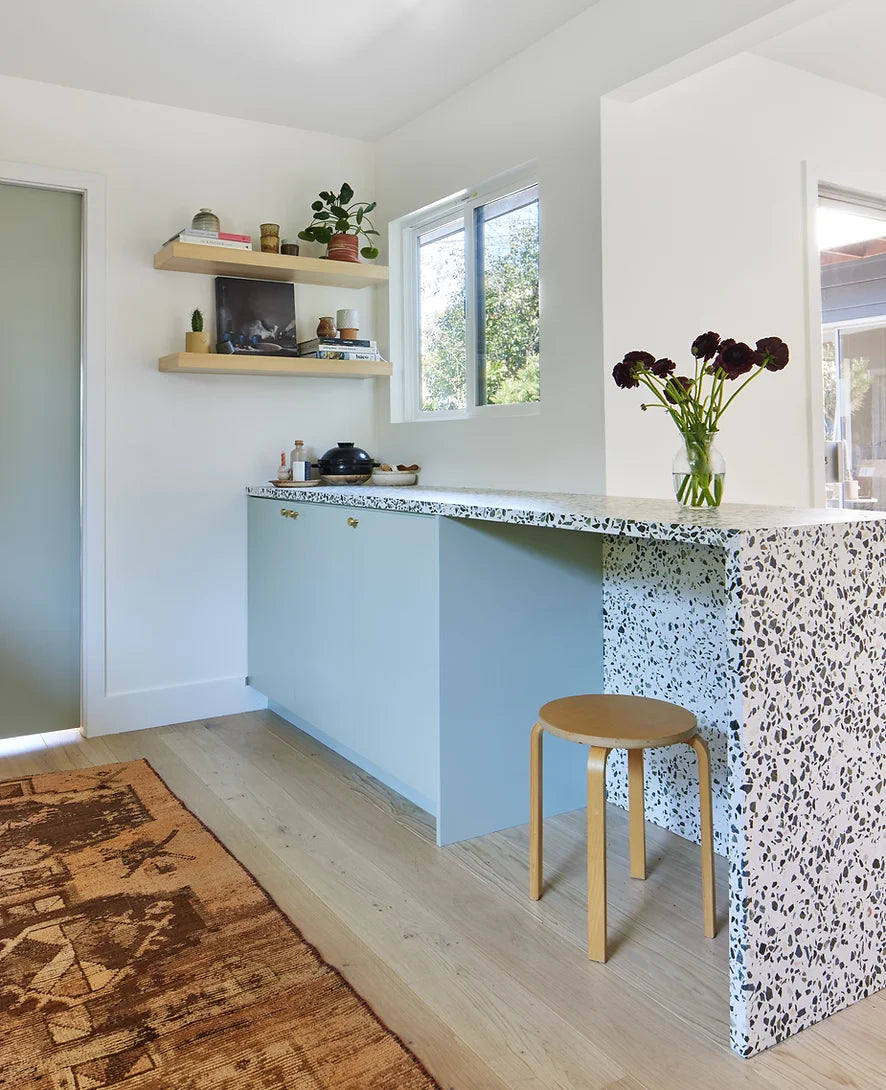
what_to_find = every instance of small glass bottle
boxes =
[277,452,291,481]
[291,439,307,481]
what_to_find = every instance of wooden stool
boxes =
[529,694,716,962]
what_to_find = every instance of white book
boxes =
[175,235,252,250]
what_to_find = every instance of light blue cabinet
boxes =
[248,497,603,844]
[248,498,439,812]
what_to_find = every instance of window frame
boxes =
[390,164,539,423]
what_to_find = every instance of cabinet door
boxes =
[351,507,440,811]
[289,503,354,735]
[247,499,297,707]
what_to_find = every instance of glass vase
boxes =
[672,433,725,507]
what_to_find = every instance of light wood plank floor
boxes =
[2,711,884,1090]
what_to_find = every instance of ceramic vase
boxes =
[191,208,220,232]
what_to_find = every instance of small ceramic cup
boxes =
[260,224,280,253]
[336,308,359,339]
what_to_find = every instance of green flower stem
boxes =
[717,362,768,418]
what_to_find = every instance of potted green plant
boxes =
[185,308,210,354]
[298,183,380,263]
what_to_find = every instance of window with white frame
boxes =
[392,169,539,420]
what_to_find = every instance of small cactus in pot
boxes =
[185,308,211,354]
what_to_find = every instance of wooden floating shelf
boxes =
[159,353,393,379]
[153,241,389,287]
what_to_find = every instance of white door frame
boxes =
[0,161,106,736]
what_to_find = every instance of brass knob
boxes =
[290,510,299,519]
[280,508,287,516]
[347,517,359,528]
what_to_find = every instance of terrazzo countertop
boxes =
[246,484,885,547]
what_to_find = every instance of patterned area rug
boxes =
[0,760,440,1089]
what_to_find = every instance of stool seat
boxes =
[538,694,697,749]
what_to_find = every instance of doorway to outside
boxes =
[0,182,82,739]
[817,184,886,511]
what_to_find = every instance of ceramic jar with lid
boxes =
[192,208,220,232]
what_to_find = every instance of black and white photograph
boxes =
[215,276,298,356]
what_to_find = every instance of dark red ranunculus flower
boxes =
[664,375,693,403]
[755,336,789,372]
[691,331,721,362]
[711,339,755,380]
[650,357,676,378]
[623,350,656,369]
[612,360,640,388]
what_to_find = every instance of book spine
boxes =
[299,338,376,352]
[178,236,252,250]
[313,350,380,361]
[178,228,252,243]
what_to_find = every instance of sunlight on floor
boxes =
[0,733,47,756]
[0,728,81,757]
[43,729,84,749]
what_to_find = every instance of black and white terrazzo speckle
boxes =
[248,484,886,1058]
[247,484,881,546]
[731,520,886,1055]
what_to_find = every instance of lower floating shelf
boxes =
[159,353,393,379]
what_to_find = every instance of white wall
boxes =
[602,54,886,505]
[371,0,829,492]
[0,73,378,733]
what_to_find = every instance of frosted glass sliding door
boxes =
[0,182,81,737]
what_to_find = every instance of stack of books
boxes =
[163,227,252,250]
[297,337,382,361]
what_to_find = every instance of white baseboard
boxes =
[83,677,267,736]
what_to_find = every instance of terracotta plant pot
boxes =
[185,331,211,354]
[327,233,359,263]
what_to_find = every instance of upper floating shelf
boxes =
[153,241,389,288]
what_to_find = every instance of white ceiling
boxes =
[0,0,601,141]
[754,0,886,102]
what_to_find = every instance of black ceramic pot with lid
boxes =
[317,441,378,484]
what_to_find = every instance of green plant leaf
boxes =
[297,229,314,241]
[363,201,376,214]
[311,200,323,211]
[330,205,348,218]
[316,227,333,244]
[361,246,379,260]
[319,191,333,202]
[335,219,350,233]
[315,211,330,220]
[340,183,354,204]
[356,209,363,224]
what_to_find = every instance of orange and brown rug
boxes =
[0,760,440,1089]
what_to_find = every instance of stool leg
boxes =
[529,722,544,900]
[587,746,610,962]
[689,734,717,938]
[627,748,647,880]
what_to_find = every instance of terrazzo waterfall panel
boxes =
[733,522,886,1057]
[601,536,741,856]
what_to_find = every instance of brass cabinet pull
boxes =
[279,509,299,519]
[347,517,359,528]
